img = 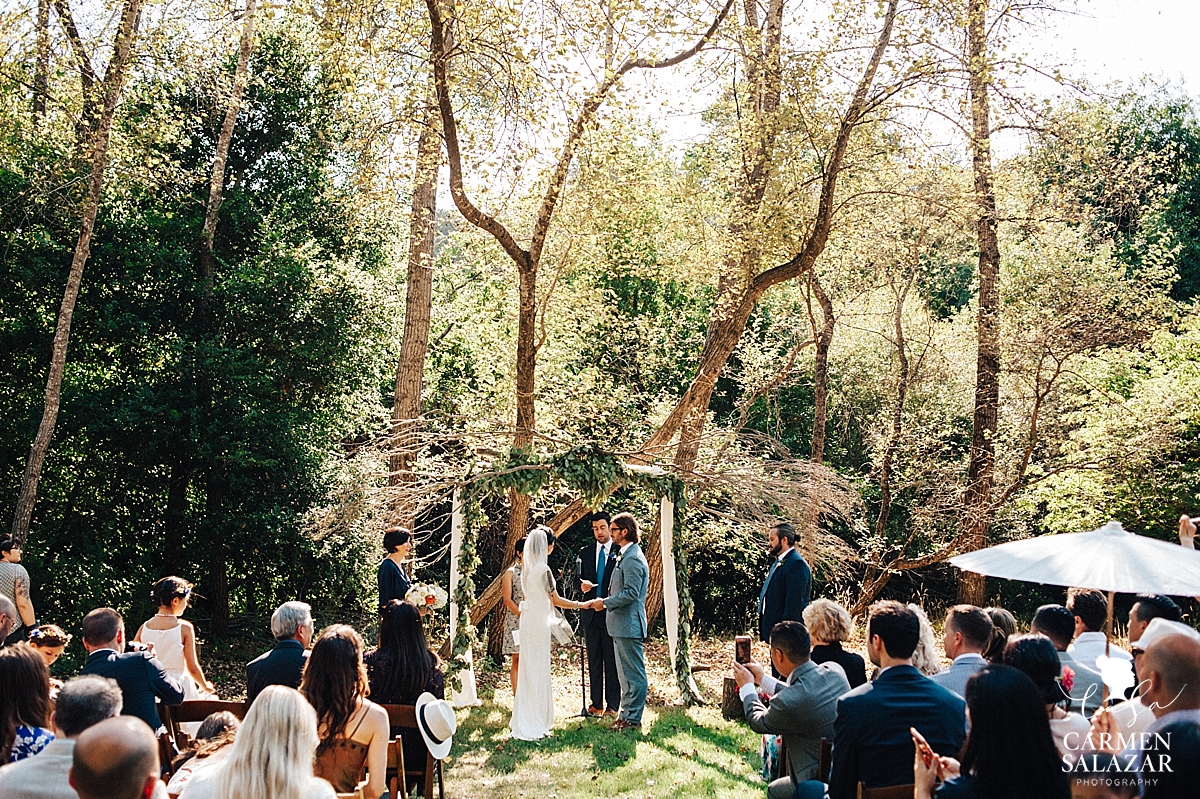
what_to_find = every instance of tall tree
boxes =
[958,0,1001,604]
[391,86,441,528]
[425,0,733,653]
[195,0,258,632]
[10,0,146,546]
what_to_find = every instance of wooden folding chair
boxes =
[163,700,248,750]
[857,783,916,799]
[387,735,408,799]
[156,731,177,779]
[818,737,833,783]
[335,780,368,799]
[380,704,445,799]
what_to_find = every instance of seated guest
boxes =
[1031,604,1104,716]
[301,626,389,799]
[1102,618,1200,740]
[910,604,942,676]
[1002,634,1089,765]
[914,665,1069,799]
[246,601,313,704]
[364,600,445,780]
[1067,754,1139,799]
[69,717,163,799]
[166,711,240,796]
[982,607,1016,663]
[931,606,993,697]
[1089,629,1200,768]
[1067,588,1132,667]
[178,686,334,799]
[733,620,849,799]
[0,643,53,762]
[803,599,867,688]
[0,595,15,645]
[829,601,966,799]
[1140,719,1200,799]
[0,674,170,799]
[1127,595,1183,645]
[79,608,183,732]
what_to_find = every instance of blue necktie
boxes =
[596,546,608,597]
[760,559,779,614]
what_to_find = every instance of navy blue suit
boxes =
[579,542,619,711]
[80,648,184,731]
[828,665,966,799]
[246,639,309,704]
[759,548,812,642]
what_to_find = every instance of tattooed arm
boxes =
[14,574,35,627]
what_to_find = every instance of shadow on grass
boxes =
[455,699,760,789]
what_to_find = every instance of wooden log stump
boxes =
[722,677,743,720]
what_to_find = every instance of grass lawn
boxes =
[441,638,767,798]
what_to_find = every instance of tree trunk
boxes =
[808,272,835,463]
[959,0,1000,606]
[33,0,50,122]
[161,456,191,576]
[390,89,440,528]
[10,0,145,546]
[51,0,101,157]
[206,471,230,634]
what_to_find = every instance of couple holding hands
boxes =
[508,512,648,740]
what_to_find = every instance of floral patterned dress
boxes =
[9,724,54,762]
[502,564,523,655]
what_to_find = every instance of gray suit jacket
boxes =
[604,543,649,640]
[1059,650,1105,716]
[930,653,988,698]
[743,661,849,783]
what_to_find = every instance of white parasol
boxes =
[949,521,1200,596]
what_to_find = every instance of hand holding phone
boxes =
[735,635,752,664]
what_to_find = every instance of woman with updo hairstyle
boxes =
[0,643,53,762]
[1002,633,1089,765]
[377,527,413,609]
[982,607,1017,663]
[134,576,215,702]
[301,625,389,799]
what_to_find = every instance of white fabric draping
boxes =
[660,496,679,674]
[449,488,481,708]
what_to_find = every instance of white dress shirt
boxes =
[1069,631,1133,671]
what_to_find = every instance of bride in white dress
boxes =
[509,527,584,741]
[135,576,216,705]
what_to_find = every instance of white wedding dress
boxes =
[509,529,556,740]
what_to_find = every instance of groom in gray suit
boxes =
[589,512,649,730]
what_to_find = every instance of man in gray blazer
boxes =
[733,621,849,799]
[589,512,649,730]
[931,604,993,697]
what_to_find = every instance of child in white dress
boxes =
[135,576,216,703]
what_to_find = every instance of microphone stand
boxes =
[570,554,592,720]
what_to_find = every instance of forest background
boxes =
[1,0,1198,674]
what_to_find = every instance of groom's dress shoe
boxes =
[602,709,618,717]
[611,719,641,731]
[588,706,604,716]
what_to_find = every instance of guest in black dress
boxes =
[364,600,444,779]
[803,598,867,688]
[377,527,413,609]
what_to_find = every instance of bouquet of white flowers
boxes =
[406,582,448,611]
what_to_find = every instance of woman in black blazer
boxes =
[803,598,867,688]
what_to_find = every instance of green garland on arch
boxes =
[441,445,704,706]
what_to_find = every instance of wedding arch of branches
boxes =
[443,444,703,706]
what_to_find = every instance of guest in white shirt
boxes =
[1102,618,1200,743]
[931,605,993,698]
[0,675,169,799]
[1067,587,1132,670]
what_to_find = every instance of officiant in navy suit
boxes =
[578,511,620,716]
[759,522,812,645]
